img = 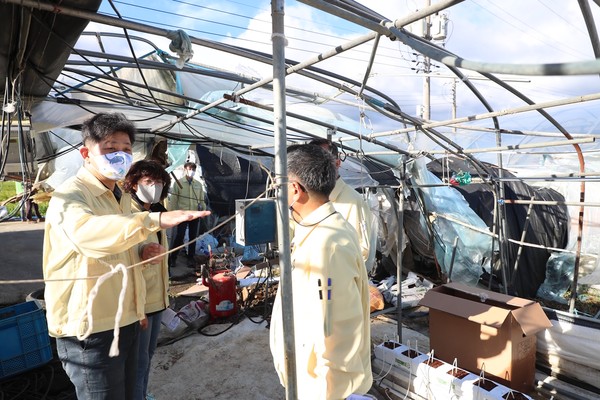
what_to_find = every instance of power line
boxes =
[472,0,592,60]
[534,0,588,37]
[104,0,412,69]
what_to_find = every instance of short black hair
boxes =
[123,160,171,200]
[183,162,197,170]
[308,138,338,158]
[81,113,136,145]
[287,144,336,197]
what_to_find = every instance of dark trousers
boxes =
[169,219,200,266]
[56,323,139,400]
[25,199,42,220]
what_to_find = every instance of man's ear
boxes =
[80,146,89,160]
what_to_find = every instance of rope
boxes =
[1,188,278,359]
[76,263,128,357]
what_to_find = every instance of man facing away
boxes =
[269,144,372,399]
[43,112,210,400]
[308,138,376,273]
[168,161,206,269]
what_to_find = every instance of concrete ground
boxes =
[0,220,45,307]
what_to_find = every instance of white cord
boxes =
[372,339,395,381]
[76,263,128,358]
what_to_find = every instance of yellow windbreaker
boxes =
[43,167,161,337]
[330,178,376,271]
[132,201,170,315]
[270,202,372,399]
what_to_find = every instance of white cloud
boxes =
[73,1,599,135]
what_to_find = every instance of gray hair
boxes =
[287,144,336,197]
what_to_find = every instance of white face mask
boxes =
[91,151,133,181]
[136,183,164,204]
[186,170,195,178]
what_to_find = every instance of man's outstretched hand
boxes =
[159,210,211,229]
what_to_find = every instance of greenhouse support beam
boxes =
[221,94,411,157]
[1,0,382,133]
[496,172,600,180]
[349,92,600,141]
[300,0,600,75]
[149,29,378,133]
[447,236,460,282]
[503,199,600,207]
[430,212,596,258]
[396,181,405,341]
[578,0,600,61]
[386,24,600,75]
[358,33,381,98]
[510,197,535,291]
[299,0,462,34]
[345,136,595,156]
[437,124,594,139]
[271,1,298,399]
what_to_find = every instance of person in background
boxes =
[43,112,210,400]
[168,161,206,269]
[122,160,171,400]
[269,144,372,399]
[23,181,44,222]
[309,138,376,273]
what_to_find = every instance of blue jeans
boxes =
[56,323,139,400]
[134,311,163,399]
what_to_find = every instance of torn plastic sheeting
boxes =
[409,158,494,285]
[166,29,194,69]
[372,187,406,259]
[537,252,599,305]
[166,140,191,173]
[377,272,434,308]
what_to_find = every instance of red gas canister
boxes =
[203,271,237,318]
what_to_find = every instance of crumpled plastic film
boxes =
[167,29,194,69]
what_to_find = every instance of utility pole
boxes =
[423,0,431,121]
[451,78,457,133]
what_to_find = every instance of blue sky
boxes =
[83,0,600,139]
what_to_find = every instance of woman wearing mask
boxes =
[123,160,171,400]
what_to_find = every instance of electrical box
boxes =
[235,199,277,246]
[431,13,449,41]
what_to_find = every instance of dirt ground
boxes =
[147,310,428,400]
[0,287,426,400]
[146,265,430,400]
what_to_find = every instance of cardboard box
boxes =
[419,282,552,393]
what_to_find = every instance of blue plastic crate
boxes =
[0,300,52,380]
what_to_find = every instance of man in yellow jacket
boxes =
[168,161,206,269]
[270,144,372,399]
[309,139,376,273]
[43,113,210,400]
